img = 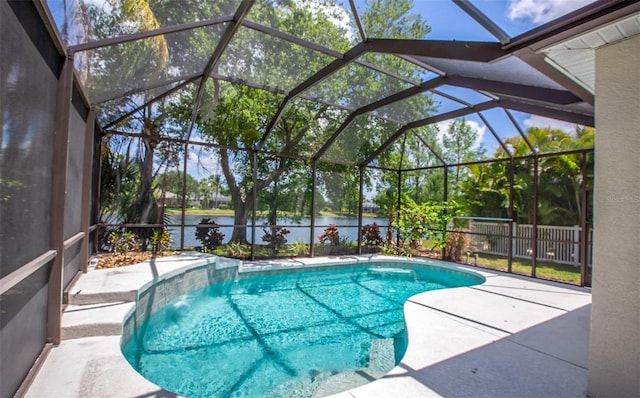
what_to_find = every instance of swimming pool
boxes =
[121,258,484,397]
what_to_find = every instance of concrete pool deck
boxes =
[24,253,591,398]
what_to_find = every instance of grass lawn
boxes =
[164,208,234,216]
[469,253,582,285]
[164,208,380,219]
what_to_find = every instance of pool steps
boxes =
[62,252,228,340]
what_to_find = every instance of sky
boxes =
[415,0,595,155]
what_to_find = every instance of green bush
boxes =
[318,224,340,245]
[362,222,383,246]
[288,241,309,256]
[195,218,225,250]
[394,200,461,250]
[107,231,140,255]
[262,226,290,255]
[380,242,413,257]
[149,228,172,254]
[226,241,250,259]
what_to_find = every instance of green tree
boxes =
[155,170,199,205]
[457,126,594,225]
[441,118,484,196]
[88,0,183,229]
[189,0,433,243]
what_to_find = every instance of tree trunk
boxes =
[133,141,155,223]
[230,198,250,243]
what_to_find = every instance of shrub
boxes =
[107,230,140,255]
[380,242,413,257]
[261,226,290,255]
[362,222,383,246]
[444,230,470,261]
[318,224,340,245]
[149,228,172,254]
[195,218,225,250]
[226,241,250,259]
[289,241,309,257]
[394,200,461,250]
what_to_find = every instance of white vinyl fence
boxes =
[468,221,592,266]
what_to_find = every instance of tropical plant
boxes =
[149,228,171,254]
[288,241,309,257]
[394,200,461,250]
[107,230,140,255]
[380,242,413,257]
[362,223,383,246]
[261,226,290,255]
[444,229,470,261]
[318,224,340,246]
[225,241,250,259]
[195,218,225,250]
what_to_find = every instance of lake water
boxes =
[167,215,389,248]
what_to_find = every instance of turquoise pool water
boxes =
[122,260,483,397]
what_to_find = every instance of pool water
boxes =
[122,262,483,397]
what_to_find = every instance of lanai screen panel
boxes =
[247,0,359,53]
[1,1,58,276]
[468,0,598,38]
[506,111,594,154]
[46,0,241,46]
[430,92,468,115]
[414,55,568,91]
[218,26,335,93]
[373,127,442,171]
[371,91,436,124]
[314,162,360,255]
[358,53,434,84]
[255,154,313,253]
[263,98,351,158]
[78,24,226,101]
[301,62,413,110]
[435,85,494,107]
[193,80,285,148]
[320,114,401,165]
[97,78,199,129]
[410,167,446,203]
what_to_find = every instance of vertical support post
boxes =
[396,170,402,247]
[357,166,364,255]
[443,165,449,259]
[79,108,96,272]
[508,156,515,273]
[310,159,317,257]
[443,165,449,202]
[93,127,104,254]
[531,154,539,278]
[579,152,589,286]
[47,55,73,345]
[180,142,188,249]
[572,225,581,267]
[250,150,258,261]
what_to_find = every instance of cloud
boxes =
[522,115,578,133]
[186,150,220,180]
[507,0,595,24]
[435,119,486,151]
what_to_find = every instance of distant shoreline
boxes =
[163,208,380,219]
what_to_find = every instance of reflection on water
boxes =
[167,215,389,248]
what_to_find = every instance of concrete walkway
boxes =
[24,254,591,398]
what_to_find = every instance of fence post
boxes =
[511,222,517,267]
[573,225,581,267]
